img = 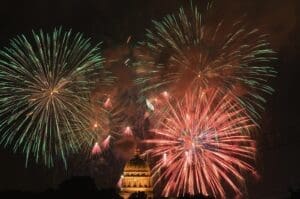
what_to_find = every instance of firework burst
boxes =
[136,3,276,119]
[0,28,114,167]
[143,88,257,198]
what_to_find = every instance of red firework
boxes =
[143,88,257,198]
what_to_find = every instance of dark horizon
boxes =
[0,0,299,198]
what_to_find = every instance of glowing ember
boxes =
[102,135,111,150]
[124,126,133,136]
[118,174,124,188]
[146,98,155,111]
[92,142,101,155]
[163,153,167,165]
[162,91,169,98]
[104,97,112,109]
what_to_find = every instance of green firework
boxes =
[0,28,114,167]
[135,3,276,120]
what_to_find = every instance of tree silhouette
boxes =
[128,191,147,199]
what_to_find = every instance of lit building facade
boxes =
[120,151,153,199]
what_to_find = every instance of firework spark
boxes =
[123,126,133,136]
[92,142,101,155]
[104,97,112,109]
[143,88,257,198]
[136,3,276,119]
[102,135,111,150]
[0,28,113,167]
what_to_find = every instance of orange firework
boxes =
[136,3,276,120]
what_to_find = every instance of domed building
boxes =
[120,150,153,199]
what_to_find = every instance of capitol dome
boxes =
[123,154,151,173]
[120,150,153,199]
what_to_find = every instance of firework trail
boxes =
[0,28,114,167]
[136,2,276,119]
[88,43,145,159]
[143,87,257,198]
[86,44,150,157]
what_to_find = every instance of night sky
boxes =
[0,0,299,198]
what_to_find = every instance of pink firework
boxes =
[104,97,112,109]
[123,126,133,136]
[91,142,101,155]
[144,88,257,198]
[102,135,111,150]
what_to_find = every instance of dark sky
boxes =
[0,0,299,198]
